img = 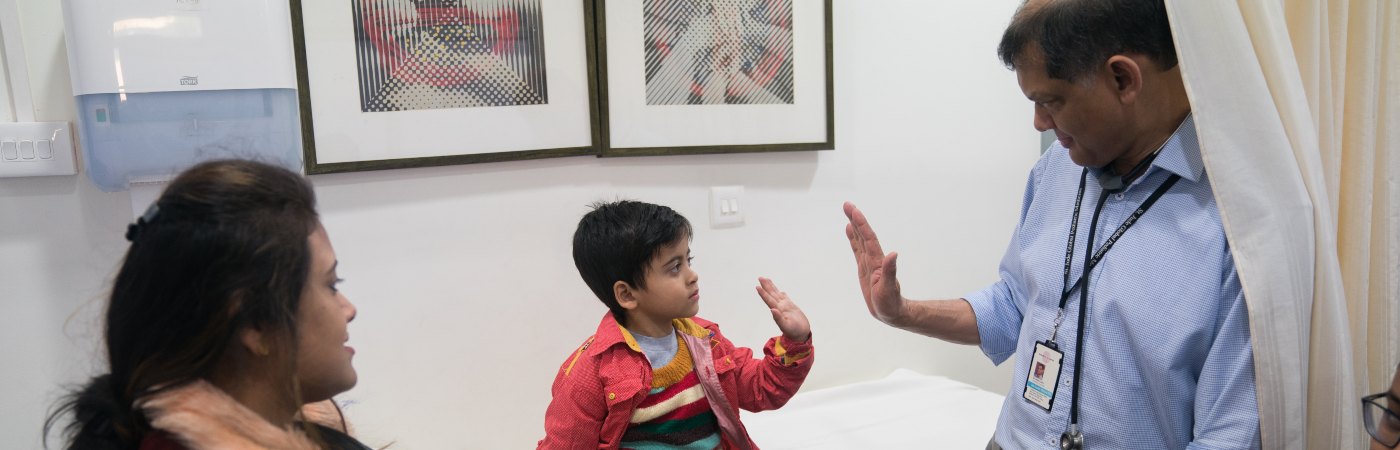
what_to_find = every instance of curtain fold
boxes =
[1341,0,1400,406]
[1163,0,1398,448]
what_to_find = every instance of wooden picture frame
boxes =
[593,0,834,157]
[290,0,603,174]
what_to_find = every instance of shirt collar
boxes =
[1146,113,1204,184]
[588,312,710,357]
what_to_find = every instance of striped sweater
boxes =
[619,335,720,450]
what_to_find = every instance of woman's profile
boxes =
[45,159,369,450]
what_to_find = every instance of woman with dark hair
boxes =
[44,159,370,450]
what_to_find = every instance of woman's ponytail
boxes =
[45,374,144,450]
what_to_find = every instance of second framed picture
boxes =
[595,0,834,156]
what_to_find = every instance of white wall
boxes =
[0,1,1037,448]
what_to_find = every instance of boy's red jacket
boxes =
[538,313,814,449]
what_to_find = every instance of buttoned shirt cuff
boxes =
[771,334,813,366]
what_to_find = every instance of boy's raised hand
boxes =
[756,277,810,343]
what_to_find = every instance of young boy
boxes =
[539,200,814,450]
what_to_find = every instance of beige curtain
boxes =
[1290,0,1400,411]
[1165,0,1398,449]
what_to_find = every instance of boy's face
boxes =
[625,237,700,333]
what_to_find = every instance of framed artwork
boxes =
[291,0,602,174]
[594,0,834,156]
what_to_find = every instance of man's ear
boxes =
[614,280,639,311]
[1106,55,1143,105]
[239,327,269,357]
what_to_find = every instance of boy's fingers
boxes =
[760,277,779,293]
[771,282,796,308]
[761,278,784,300]
[756,286,778,309]
[770,308,786,328]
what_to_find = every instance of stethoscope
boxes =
[1053,153,1178,450]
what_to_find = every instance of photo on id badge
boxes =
[1024,341,1063,411]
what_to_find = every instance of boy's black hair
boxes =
[998,0,1178,82]
[572,200,693,325]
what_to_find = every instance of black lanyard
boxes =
[1057,167,1182,429]
[1058,170,1181,309]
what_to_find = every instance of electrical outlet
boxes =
[0,121,77,178]
[709,186,745,228]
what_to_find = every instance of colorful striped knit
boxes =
[620,335,720,450]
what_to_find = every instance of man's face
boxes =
[1015,48,1135,169]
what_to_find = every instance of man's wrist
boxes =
[884,298,912,328]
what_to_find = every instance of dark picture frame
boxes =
[290,0,604,174]
[593,0,834,157]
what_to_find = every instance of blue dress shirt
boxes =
[965,116,1261,449]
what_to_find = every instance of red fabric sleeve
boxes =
[717,328,814,413]
[537,343,608,449]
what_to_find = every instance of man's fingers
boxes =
[840,203,873,305]
[844,202,872,237]
[845,223,856,247]
[845,202,872,242]
[847,224,866,272]
[845,203,887,259]
[874,252,900,295]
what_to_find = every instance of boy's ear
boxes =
[614,280,639,311]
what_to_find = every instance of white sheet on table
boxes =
[742,368,1004,449]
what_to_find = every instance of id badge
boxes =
[1023,340,1064,411]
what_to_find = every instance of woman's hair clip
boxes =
[125,203,162,242]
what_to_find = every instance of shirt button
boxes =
[1115,192,1126,201]
[1063,378,1072,387]
[607,392,616,400]
[1049,437,1057,445]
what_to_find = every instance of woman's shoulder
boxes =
[309,423,374,450]
[139,431,188,450]
[139,426,372,450]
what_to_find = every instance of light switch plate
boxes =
[0,121,77,178]
[709,185,745,228]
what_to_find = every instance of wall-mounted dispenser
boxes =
[61,0,302,192]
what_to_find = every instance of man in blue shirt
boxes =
[843,1,1261,448]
